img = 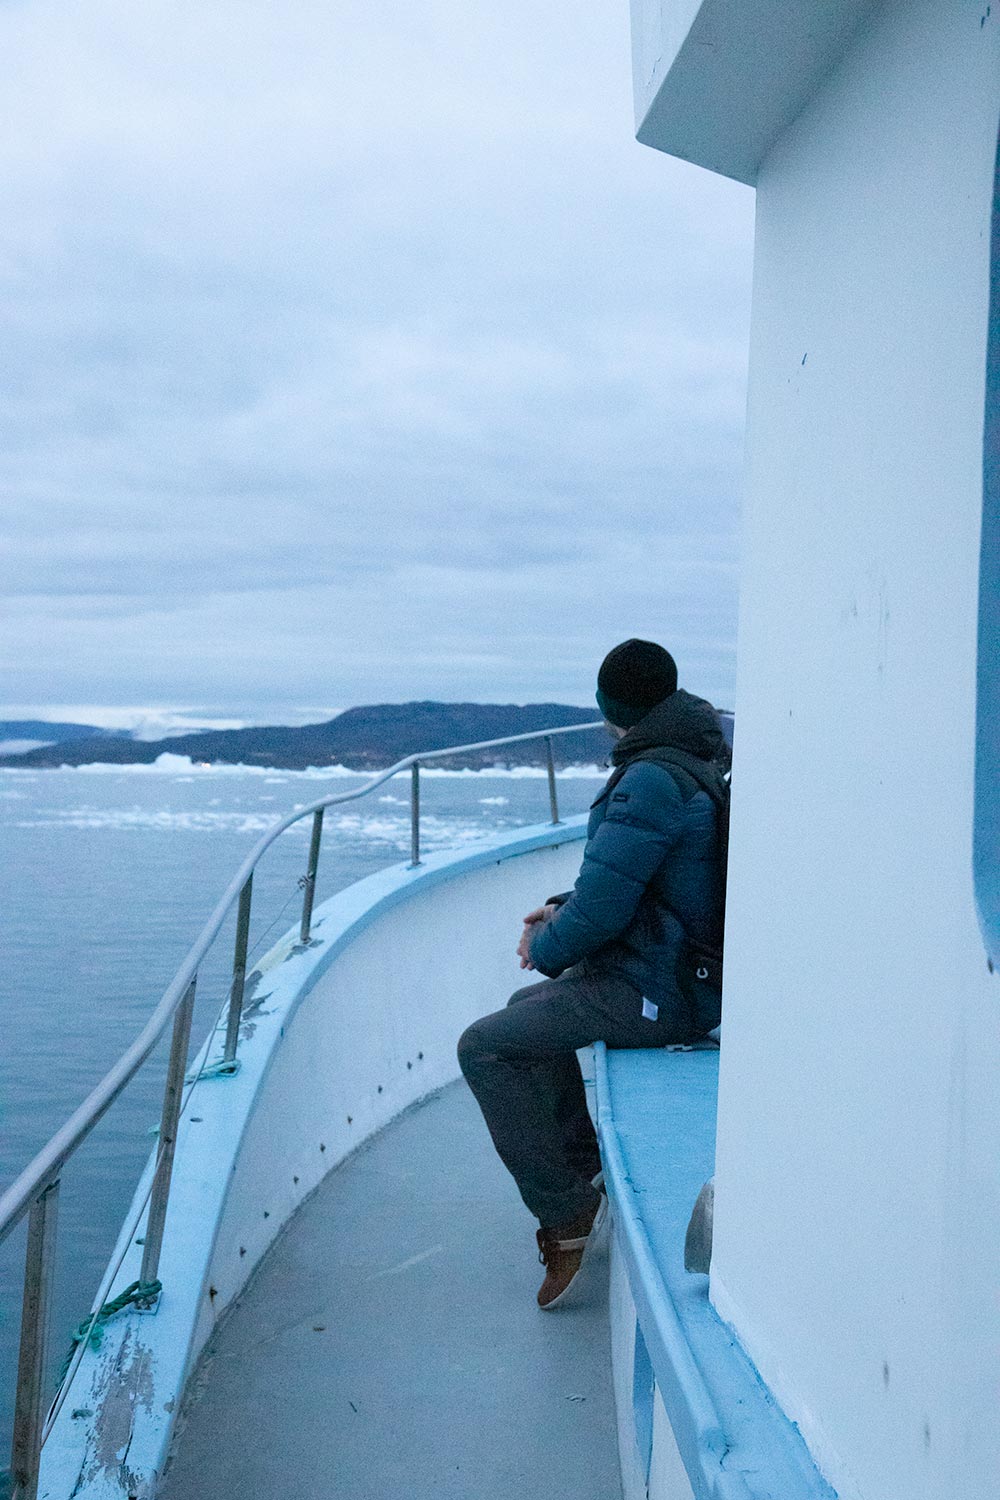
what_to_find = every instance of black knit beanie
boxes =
[596,638,678,728]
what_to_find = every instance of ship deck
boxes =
[160,1078,622,1499]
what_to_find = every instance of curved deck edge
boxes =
[39,818,588,1500]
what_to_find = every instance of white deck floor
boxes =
[160,1080,622,1500]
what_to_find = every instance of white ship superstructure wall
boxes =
[630,4,1000,1499]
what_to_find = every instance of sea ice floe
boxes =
[14,808,312,835]
[41,755,606,780]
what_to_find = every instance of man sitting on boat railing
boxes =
[458,638,727,1308]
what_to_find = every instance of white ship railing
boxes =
[0,719,603,1500]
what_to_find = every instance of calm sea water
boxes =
[0,760,605,1454]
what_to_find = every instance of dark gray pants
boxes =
[457,967,693,1228]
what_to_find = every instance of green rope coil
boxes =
[57,1279,162,1388]
[185,1057,240,1083]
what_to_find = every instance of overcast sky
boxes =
[0,1,753,723]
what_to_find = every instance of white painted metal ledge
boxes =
[596,1043,838,1499]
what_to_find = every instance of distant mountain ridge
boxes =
[0,703,612,772]
[0,719,127,744]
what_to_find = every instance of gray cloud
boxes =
[0,0,753,712]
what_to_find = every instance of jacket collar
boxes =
[610,689,725,767]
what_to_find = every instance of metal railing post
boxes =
[300,809,324,943]
[222,875,253,1066]
[410,762,421,867]
[10,1179,60,1500]
[139,978,196,1288]
[544,737,561,824]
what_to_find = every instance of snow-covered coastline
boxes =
[0,751,609,778]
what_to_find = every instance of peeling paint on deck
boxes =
[67,1332,156,1500]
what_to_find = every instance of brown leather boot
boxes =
[535,1194,607,1309]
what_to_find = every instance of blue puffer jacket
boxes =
[527,689,726,1032]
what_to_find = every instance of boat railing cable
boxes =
[0,718,603,1500]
